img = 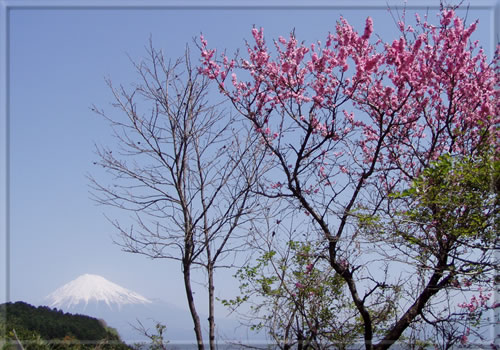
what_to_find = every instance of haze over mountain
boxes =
[43,274,255,344]
[44,274,195,342]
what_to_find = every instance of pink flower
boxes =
[270,182,283,189]
[295,282,304,289]
[305,263,313,273]
[319,166,326,178]
[362,17,373,40]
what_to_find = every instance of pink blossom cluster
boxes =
[305,263,314,274]
[460,334,468,345]
[458,288,492,313]
[270,181,283,189]
[460,328,470,345]
[199,9,498,186]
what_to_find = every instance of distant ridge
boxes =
[46,273,151,310]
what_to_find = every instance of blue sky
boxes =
[1,0,498,321]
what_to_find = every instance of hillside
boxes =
[0,301,132,349]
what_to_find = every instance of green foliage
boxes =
[130,322,169,350]
[145,323,168,350]
[0,302,131,350]
[394,148,498,248]
[224,241,361,349]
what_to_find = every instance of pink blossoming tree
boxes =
[200,5,498,349]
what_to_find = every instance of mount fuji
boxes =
[44,273,198,342]
[43,273,253,344]
[46,273,151,310]
[44,274,254,344]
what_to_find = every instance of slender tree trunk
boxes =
[183,257,204,350]
[207,262,216,350]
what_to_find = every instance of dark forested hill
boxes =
[0,301,132,349]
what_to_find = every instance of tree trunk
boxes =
[183,257,204,350]
[208,262,216,350]
[373,260,451,350]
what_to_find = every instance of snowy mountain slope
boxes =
[46,273,151,310]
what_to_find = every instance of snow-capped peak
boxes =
[46,273,151,310]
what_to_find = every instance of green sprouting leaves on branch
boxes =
[394,145,498,246]
[223,241,361,349]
